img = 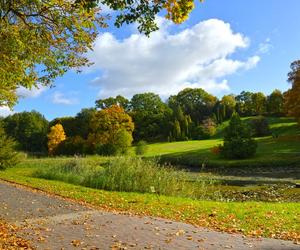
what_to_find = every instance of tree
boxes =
[88,105,134,153]
[130,93,172,141]
[0,0,199,107]
[221,94,236,120]
[251,92,267,115]
[284,60,300,125]
[75,108,97,139]
[169,88,217,125]
[95,95,130,111]
[220,113,257,159]
[49,117,78,138]
[267,89,284,116]
[47,124,66,155]
[3,111,49,152]
[250,116,271,137]
[235,91,253,116]
[0,124,20,170]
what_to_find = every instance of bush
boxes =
[220,113,257,159]
[135,140,148,155]
[0,125,21,170]
[250,116,271,137]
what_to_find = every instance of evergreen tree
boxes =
[221,113,257,159]
[0,125,20,170]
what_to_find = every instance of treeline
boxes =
[0,88,285,155]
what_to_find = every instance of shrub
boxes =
[250,116,271,137]
[135,140,148,155]
[0,125,21,170]
[220,113,257,159]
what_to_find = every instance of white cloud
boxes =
[0,106,14,117]
[258,38,273,54]
[52,91,79,105]
[87,18,260,98]
[17,85,47,98]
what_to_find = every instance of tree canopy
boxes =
[0,0,200,108]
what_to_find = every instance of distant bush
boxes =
[135,140,148,155]
[0,125,21,170]
[220,113,257,159]
[250,116,271,137]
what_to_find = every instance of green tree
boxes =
[169,88,217,124]
[3,111,48,152]
[88,105,134,154]
[95,95,130,111]
[235,91,253,116]
[0,124,20,170]
[0,0,199,107]
[75,108,97,139]
[130,93,172,141]
[251,92,267,115]
[221,113,257,159]
[267,89,284,116]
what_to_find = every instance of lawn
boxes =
[134,117,300,174]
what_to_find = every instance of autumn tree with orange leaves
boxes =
[284,60,300,125]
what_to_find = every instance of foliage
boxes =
[0,125,20,170]
[135,140,149,155]
[251,92,267,115]
[201,118,216,139]
[3,111,48,152]
[0,1,200,107]
[284,60,300,125]
[267,89,284,116]
[220,113,257,159]
[95,95,129,111]
[169,88,217,124]
[75,108,97,139]
[47,124,66,155]
[55,136,86,156]
[250,116,271,137]
[88,105,134,154]
[131,93,172,141]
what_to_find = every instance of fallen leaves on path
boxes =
[0,219,33,249]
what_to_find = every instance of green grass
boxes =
[0,164,299,242]
[133,117,300,173]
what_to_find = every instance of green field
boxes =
[134,117,300,176]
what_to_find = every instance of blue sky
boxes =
[3,0,300,120]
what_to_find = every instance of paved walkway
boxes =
[0,180,299,250]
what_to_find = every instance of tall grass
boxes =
[33,157,213,199]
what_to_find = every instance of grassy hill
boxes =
[134,117,300,176]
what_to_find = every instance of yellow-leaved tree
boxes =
[47,124,66,155]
